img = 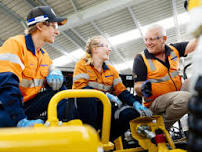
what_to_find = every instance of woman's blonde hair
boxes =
[83,35,105,65]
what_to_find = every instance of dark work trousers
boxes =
[76,98,140,141]
[0,85,77,127]
[0,107,16,127]
[24,85,77,121]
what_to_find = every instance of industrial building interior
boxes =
[0,0,192,74]
[0,0,201,152]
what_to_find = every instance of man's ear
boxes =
[36,23,43,31]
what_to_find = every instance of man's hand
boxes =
[46,69,64,90]
[133,101,153,117]
[17,118,44,127]
[141,80,152,97]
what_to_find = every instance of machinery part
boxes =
[46,89,114,151]
[154,129,186,152]
[0,125,103,152]
[0,89,116,152]
[183,63,192,80]
[129,115,188,152]
[137,125,155,141]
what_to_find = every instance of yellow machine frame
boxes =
[0,89,189,152]
[0,89,114,152]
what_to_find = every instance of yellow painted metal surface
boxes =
[129,115,186,152]
[0,125,102,152]
[188,0,202,11]
[0,89,116,152]
[0,89,188,152]
[46,89,114,150]
[114,136,124,150]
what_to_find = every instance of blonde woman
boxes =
[72,35,152,140]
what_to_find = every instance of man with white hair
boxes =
[132,24,197,129]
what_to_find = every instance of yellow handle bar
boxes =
[46,89,112,146]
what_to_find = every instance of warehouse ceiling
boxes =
[0,0,192,74]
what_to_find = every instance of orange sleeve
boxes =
[0,38,24,81]
[72,60,89,89]
[109,65,126,96]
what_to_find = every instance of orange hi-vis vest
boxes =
[0,35,52,102]
[141,45,182,108]
[72,59,126,96]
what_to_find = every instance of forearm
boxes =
[134,81,144,97]
[185,38,198,55]
[0,73,26,123]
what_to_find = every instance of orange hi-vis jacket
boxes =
[141,45,182,108]
[72,59,126,96]
[0,34,52,102]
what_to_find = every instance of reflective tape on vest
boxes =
[88,82,112,91]
[0,53,25,70]
[170,50,177,61]
[149,71,179,83]
[73,73,89,82]
[20,79,44,88]
[146,50,177,70]
[113,78,122,87]
[147,59,156,71]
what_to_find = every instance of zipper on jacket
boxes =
[168,69,178,91]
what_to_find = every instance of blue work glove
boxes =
[17,118,44,127]
[141,80,152,97]
[106,93,122,108]
[46,69,64,90]
[133,101,153,117]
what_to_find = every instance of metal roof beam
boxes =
[62,30,85,50]
[60,0,149,31]
[128,7,144,41]
[91,21,124,64]
[171,0,181,41]
[70,0,79,13]
[0,2,26,27]
[24,0,38,7]
[37,0,48,6]
[70,28,86,42]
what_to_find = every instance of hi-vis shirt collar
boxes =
[144,44,172,59]
[102,62,109,71]
[25,34,45,55]
[90,62,109,71]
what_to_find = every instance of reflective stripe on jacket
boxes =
[141,45,182,107]
[72,59,126,96]
[0,34,52,102]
